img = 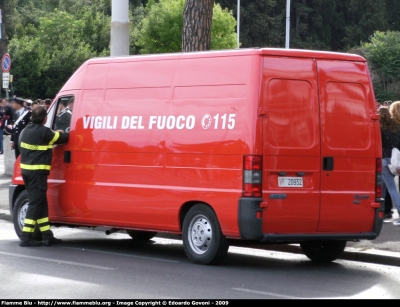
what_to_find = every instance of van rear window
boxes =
[324,82,370,150]
[268,79,316,149]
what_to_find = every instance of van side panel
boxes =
[83,59,177,229]
[70,53,260,236]
[317,60,376,233]
[165,54,261,235]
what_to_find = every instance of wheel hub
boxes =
[18,203,29,230]
[188,214,213,255]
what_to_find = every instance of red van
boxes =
[9,48,383,264]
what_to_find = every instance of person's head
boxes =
[390,101,400,126]
[379,107,393,130]
[0,98,7,107]
[31,106,47,125]
[68,97,74,111]
[24,99,32,109]
[44,98,52,110]
[60,99,69,111]
[31,101,39,110]
[10,97,25,111]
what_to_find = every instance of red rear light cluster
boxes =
[243,155,262,197]
[376,158,383,198]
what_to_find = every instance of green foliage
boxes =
[363,31,400,100]
[135,0,237,54]
[9,2,109,98]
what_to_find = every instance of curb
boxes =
[0,209,399,267]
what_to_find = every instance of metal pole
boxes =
[111,0,130,57]
[285,0,291,49]
[237,0,240,48]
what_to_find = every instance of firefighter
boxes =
[19,106,69,247]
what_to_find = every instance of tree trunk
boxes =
[182,0,215,52]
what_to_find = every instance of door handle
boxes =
[64,151,71,163]
[323,157,334,171]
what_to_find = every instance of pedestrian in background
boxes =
[31,101,40,110]
[0,98,13,154]
[10,97,31,159]
[380,104,400,226]
[44,98,52,111]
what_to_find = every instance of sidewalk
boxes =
[1,154,400,265]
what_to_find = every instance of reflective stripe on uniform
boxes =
[40,225,51,232]
[37,217,49,224]
[20,142,52,151]
[20,164,51,171]
[49,132,60,145]
[24,219,36,225]
[22,226,35,233]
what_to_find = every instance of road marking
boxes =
[0,251,114,270]
[60,246,179,263]
[232,288,301,299]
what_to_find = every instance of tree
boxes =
[344,0,387,48]
[9,6,109,98]
[362,31,400,101]
[182,0,214,51]
[135,0,236,54]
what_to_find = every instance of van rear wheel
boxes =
[12,190,42,241]
[300,240,346,263]
[182,204,229,265]
[126,230,157,241]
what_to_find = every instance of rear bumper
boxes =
[9,184,18,214]
[238,197,384,242]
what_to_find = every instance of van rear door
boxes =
[261,57,321,233]
[317,60,376,233]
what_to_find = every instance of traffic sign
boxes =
[2,53,11,73]
[2,72,9,89]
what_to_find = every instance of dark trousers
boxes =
[21,173,53,241]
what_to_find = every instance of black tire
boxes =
[300,240,346,263]
[12,190,42,241]
[126,230,157,241]
[182,204,229,265]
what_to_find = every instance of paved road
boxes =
[0,220,399,299]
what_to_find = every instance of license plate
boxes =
[278,177,303,188]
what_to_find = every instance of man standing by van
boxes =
[18,106,69,247]
[10,97,31,159]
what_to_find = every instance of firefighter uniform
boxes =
[19,122,69,246]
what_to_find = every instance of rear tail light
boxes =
[243,155,262,197]
[376,158,383,198]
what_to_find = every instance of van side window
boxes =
[53,96,74,133]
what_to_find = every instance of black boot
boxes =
[42,230,62,247]
[43,237,63,246]
[20,232,43,247]
[20,240,43,247]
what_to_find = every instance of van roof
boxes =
[86,48,366,64]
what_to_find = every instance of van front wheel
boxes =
[300,240,346,263]
[182,204,229,265]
